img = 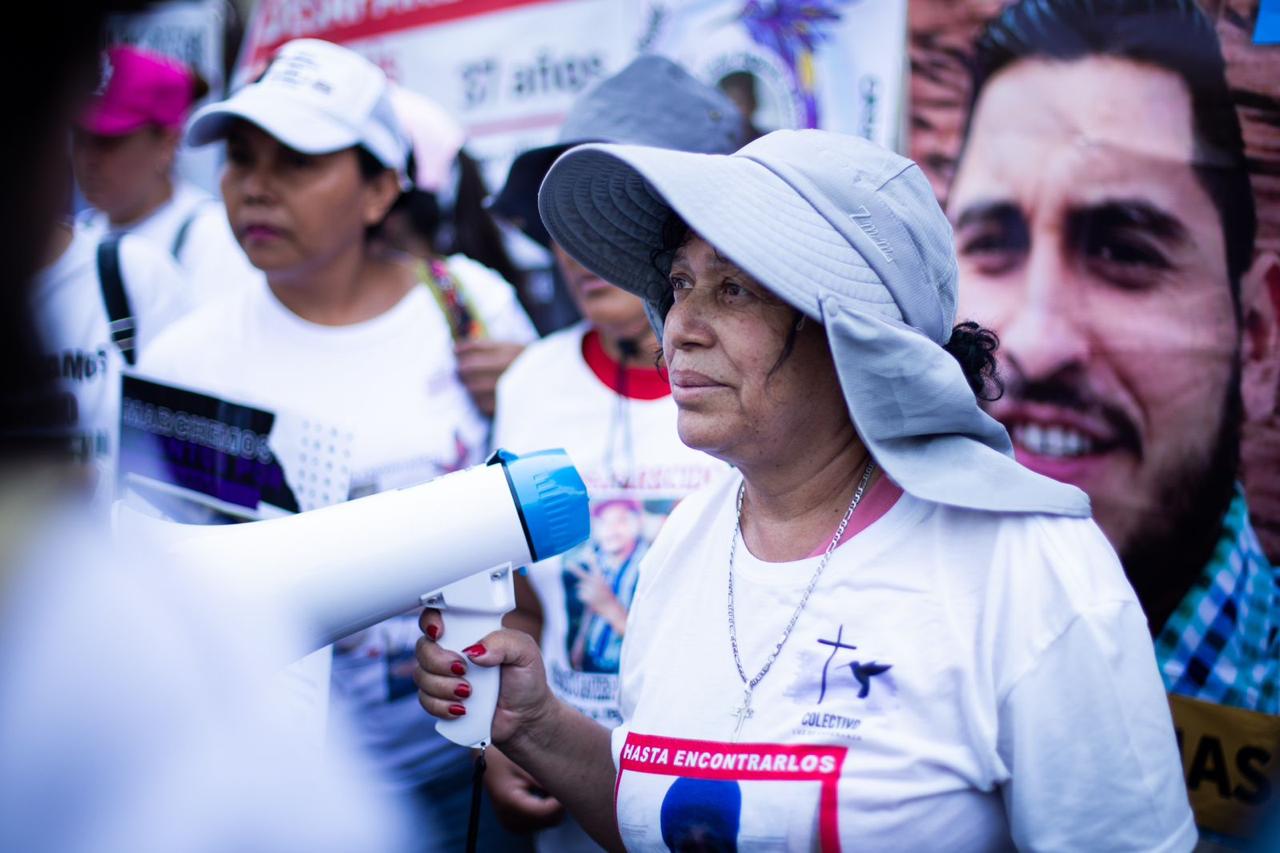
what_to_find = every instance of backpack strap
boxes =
[96,234,137,366]
[421,256,488,343]
[170,196,223,260]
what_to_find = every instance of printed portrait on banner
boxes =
[908,0,1280,839]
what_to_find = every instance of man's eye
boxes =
[284,152,315,169]
[226,145,250,166]
[1086,235,1169,268]
[957,231,1023,275]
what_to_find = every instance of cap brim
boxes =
[490,143,573,247]
[537,144,893,323]
[186,87,356,154]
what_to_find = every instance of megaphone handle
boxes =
[434,610,503,748]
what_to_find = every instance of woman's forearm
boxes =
[500,698,623,851]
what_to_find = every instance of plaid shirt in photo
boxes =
[1155,486,1279,713]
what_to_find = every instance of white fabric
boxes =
[138,257,535,787]
[77,181,263,307]
[32,229,191,490]
[0,506,408,852]
[611,471,1196,852]
[494,322,724,853]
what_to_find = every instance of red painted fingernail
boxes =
[462,643,486,657]
[450,661,466,676]
[454,683,471,698]
[449,704,467,717]
[426,624,440,640]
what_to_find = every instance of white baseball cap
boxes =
[187,39,410,188]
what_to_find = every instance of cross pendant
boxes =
[731,688,754,741]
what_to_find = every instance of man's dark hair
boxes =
[967,0,1256,307]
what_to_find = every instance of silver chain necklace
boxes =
[727,459,876,740]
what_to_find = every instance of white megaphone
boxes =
[114,448,589,748]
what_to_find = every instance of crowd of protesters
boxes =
[2,0,1278,850]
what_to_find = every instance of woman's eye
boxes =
[721,281,753,301]
[668,275,692,297]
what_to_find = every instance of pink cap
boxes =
[80,46,197,136]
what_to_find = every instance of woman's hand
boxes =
[567,563,628,635]
[413,608,554,746]
[482,746,565,832]
[454,340,526,417]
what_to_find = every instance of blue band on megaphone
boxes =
[491,449,590,562]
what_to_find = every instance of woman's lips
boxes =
[241,224,284,242]
[669,369,726,404]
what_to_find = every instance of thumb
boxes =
[462,628,540,671]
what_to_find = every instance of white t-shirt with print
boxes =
[32,228,191,485]
[612,470,1196,853]
[138,256,536,788]
[78,181,262,306]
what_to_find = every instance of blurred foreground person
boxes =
[1,6,407,852]
[417,130,1196,851]
[140,38,532,852]
[74,45,259,304]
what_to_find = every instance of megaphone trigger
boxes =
[425,564,517,748]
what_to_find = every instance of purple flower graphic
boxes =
[739,0,854,127]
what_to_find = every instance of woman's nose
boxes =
[663,289,716,352]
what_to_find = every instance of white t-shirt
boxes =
[32,229,191,482]
[78,181,263,306]
[612,471,1197,853]
[0,503,409,852]
[494,322,724,727]
[138,256,536,787]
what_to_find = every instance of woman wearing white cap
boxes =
[139,39,534,852]
[415,130,1197,851]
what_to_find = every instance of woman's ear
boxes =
[362,169,402,228]
[156,126,182,176]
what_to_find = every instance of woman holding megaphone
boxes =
[415,131,1198,851]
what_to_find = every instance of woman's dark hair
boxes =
[449,151,524,288]
[354,146,399,239]
[388,149,525,288]
[945,321,1004,401]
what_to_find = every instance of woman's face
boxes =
[221,122,398,276]
[663,234,850,467]
[72,127,178,222]
[552,242,652,340]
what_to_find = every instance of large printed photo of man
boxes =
[910,0,1280,837]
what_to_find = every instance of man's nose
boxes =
[999,247,1091,380]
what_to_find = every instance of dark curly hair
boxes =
[653,212,1004,399]
[944,321,1004,402]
